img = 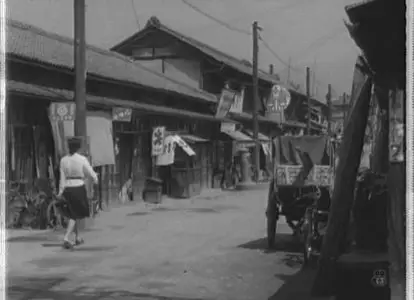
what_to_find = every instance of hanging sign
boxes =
[220,122,236,132]
[261,142,271,157]
[112,107,132,122]
[216,88,236,118]
[50,102,76,121]
[151,126,166,156]
[156,135,176,166]
[229,88,245,113]
[173,135,196,156]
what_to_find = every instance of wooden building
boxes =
[111,17,327,182]
[6,19,227,202]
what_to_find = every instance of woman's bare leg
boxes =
[64,219,76,242]
[73,221,78,240]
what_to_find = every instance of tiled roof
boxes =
[111,16,281,85]
[6,19,218,103]
[7,80,232,122]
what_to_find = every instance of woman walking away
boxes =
[58,137,98,249]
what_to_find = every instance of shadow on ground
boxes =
[126,211,151,217]
[8,276,211,300]
[269,269,324,300]
[237,234,303,254]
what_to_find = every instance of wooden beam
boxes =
[312,66,372,296]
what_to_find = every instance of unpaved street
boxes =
[7,188,317,300]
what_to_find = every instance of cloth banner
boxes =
[273,136,329,166]
[173,135,196,156]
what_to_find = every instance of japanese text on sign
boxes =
[152,126,165,156]
[156,135,176,166]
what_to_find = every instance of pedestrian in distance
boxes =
[58,137,98,250]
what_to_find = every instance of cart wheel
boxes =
[302,212,317,268]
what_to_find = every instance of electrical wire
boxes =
[181,0,252,36]
[130,0,141,30]
[179,0,344,96]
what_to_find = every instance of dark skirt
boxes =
[62,185,90,220]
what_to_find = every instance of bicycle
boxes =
[46,194,68,230]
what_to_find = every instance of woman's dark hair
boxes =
[67,138,82,155]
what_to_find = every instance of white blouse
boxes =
[59,153,98,194]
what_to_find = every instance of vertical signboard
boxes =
[229,88,245,113]
[216,88,236,118]
[152,126,166,156]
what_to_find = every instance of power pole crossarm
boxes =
[252,21,260,182]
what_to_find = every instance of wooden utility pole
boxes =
[252,21,261,182]
[74,0,87,142]
[74,0,91,224]
[287,57,291,85]
[306,67,311,134]
[342,92,347,126]
[312,74,372,296]
[327,84,332,136]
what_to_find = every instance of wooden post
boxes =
[252,21,261,182]
[327,84,332,136]
[342,92,347,126]
[312,68,372,296]
[306,67,311,134]
[74,0,87,140]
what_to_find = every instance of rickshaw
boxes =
[266,135,335,265]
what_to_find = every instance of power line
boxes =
[130,0,141,30]
[181,0,251,36]
[178,0,343,96]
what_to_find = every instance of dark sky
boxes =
[8,0,362,101]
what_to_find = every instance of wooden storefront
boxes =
[6,94,56,193]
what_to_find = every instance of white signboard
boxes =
[229,88,245,113]
[156,135,176,166]
[152,126,166,156]
[220,122,236,132]
[173,135,196,156]
[216,88,236,118]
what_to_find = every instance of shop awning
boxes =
[244,130,270,141]
[7,80,237,124]
[180,134,209,143]
[221,130,254,143]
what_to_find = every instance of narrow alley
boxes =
[7,188,315,300]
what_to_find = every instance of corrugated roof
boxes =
[112,16,281,85]
[6,19,217,103]
[7,80,232,122]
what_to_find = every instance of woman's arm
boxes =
[58,159,66,196]
[82,157,98,184]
